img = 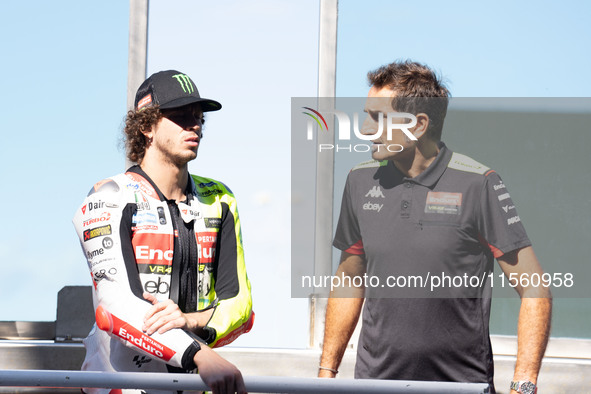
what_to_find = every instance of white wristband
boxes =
[318,366,339,374]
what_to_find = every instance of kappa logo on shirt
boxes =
[365,186,385,198]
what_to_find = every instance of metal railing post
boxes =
[310,0,338,350]
[125,0,149,170]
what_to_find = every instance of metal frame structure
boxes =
[310,0,339,350]
[0,370,490,393]
[126,0,148,110]
[125,0,149,170]
[1,285,589,391]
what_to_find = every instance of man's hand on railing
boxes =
[194,345,247,394]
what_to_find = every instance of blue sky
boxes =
[336,0,591,97]
[1,0,590,348]
[0,2,129,319]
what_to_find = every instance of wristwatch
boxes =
[510,380,537,394]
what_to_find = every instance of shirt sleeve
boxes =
[333,172,365,255]
[478,171,532,258]
[72,178,200,370]
[203,191,254,348]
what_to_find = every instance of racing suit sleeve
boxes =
[73,179,201,370]
[203,190,253,348]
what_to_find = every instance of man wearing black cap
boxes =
[73,70,253,394]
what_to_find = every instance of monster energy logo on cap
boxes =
[134,70,222,112]
[172,74,195,94]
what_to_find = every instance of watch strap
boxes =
[510,380,537,394]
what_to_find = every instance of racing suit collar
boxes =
[126,165,195,203]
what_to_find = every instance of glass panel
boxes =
[0,1,129,321]
[334,0,591,338]
[147,0,320,348]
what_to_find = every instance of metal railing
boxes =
[0,370,490,393]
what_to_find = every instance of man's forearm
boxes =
[186,308,215,331]
[513,296,552,385]
[319,251,366,378]
[318,296,364,377]
[498,246,553,391]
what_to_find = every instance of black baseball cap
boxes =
[134,70,222,112]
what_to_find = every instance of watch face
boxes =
[520,381,536,394]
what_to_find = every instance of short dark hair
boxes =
[367,60,450,141]
[123,107,163,164]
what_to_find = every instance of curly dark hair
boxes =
[123,107,163,163]
[367,60,450,141]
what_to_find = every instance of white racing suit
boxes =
[73,166,253,394]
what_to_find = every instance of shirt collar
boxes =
[404,141,452,188]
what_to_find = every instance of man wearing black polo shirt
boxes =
[318,61,552,394]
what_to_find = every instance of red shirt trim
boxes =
[345,239,365,255]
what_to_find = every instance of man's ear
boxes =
[412,113,429,140]
[141,123,155,140]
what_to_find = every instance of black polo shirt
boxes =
[333,142,531,388]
